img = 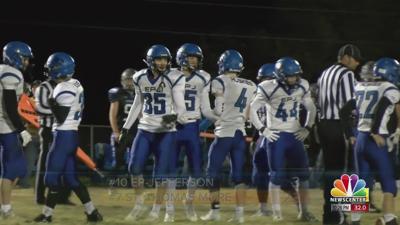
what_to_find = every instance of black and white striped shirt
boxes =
[34,80,55,128]
[317,63,356,120]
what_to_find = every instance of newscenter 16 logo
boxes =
[330,174,369,212]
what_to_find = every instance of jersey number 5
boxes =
[185,90,197,111]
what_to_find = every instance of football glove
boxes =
[162,114,178,129]
[19,130,32,147]
[388,128,400,152]
[118,128,130,152]
[260,127,280,142]
[294,127,311,141]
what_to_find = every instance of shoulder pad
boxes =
[196,70,211,79]
[108,87,122,102]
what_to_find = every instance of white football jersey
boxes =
[255,78,310,132]
[0,64,24,134]
[211,75,256,137]
[183,70,211,121]
[52,78,84,131]
[133,68,185,133]
[355,81,400,134]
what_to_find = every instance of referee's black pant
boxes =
[35,127,72,204]
[318,120,352,224]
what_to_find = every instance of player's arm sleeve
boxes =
[371,88,400,134]
[339,99,356,139]
[302,90,317,129]
[51,89,75,124]
[34,85,53,115]
[249,86,268,130]
[211,78,224,116]
[122,83,142,130]
[172,75,187,117]
[1,73,25,132]
[200,82,219,121]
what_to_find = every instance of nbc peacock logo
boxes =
[331,174,369,198]
[330,174,369,212]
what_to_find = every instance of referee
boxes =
[317,44,361,225]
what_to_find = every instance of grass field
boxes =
[5,187,400,224]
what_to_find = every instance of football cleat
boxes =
[33,214,52,223]
[200,210,220,221]
[86,209,103,222]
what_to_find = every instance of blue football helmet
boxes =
[275,57,302,84]
[146,44,171,71]
[176,43,203,69]
[257,63,276,80]
[373,57,400,84]
[3,41,33,71]
[44,52,75,80]
[217,49,244,74]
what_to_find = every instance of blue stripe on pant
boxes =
[0,132,27,180]
[206,130,246,184]
[44,130,80,188]
[173,121,202,178]
[128,129,176,179]
[252,136,269,189]
[354,131,397,196]
[267,132,310,185]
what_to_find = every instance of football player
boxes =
[251,63,275,216]
[200,50,256,224]
[249,57,317,222]
[121,45,187,222]
[251,63,302,217]
[34,66,73,205]
[108,68,137,171]
[34,52,102,223]
[165,43,219,222]
[0,41,33,218]
[341,58,399,225]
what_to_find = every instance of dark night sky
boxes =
[1,0,399,125]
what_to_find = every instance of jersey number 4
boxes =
[275,102,298,122]
[234,88,248,113]
[144,93,166,115]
